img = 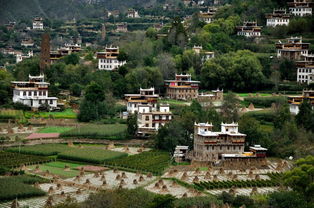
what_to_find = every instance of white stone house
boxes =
[96,46,126,71]
[11,75,58,110]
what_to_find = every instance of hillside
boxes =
[0,0,157,24]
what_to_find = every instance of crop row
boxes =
[0,151,52,168]
[0,175,47,202]
[194,173,283,190]
[7,144,71,156]
[60,124,127,140]
[105,151,171,175]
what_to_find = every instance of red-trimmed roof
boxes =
[26,133,60,140]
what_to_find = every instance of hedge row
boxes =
[243,96,287,108]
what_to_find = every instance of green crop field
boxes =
[105,151,171,175]
[60,124,127,140]
[24,109,77,119]
[0,109,24,120]
[7,144,71,156]
[0,151,52,168]
[38,126,74,133]
[58,147,128,164]
[28,164,80,178]
[0,175,47,201]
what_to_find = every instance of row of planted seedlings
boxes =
[195,178,282,190]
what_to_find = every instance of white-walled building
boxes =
[193,45,215,62]
[124,88,159,114]
[297,54,314,84]
[11,75,58,110]
[21,39,35,47]
[199,7,217,24]
[137,104,172,136]
[32,17,44,30]
[288,0,313,16]
[266,9,290,27]
[276,37,310,60]
[288,90,314,115]
[96,46,126,71]
[16,51,33,63]
[127,9,140,18]
[236,21,262,37]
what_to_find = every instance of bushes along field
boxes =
[7,144,71,156]
[0,151,52,168]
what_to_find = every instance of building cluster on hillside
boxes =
[296,54,314,84]
[276,36,309,60]
[288,0,313,16]
[96,46,126,71]
[266,9,290,27]
[174,122,267,163]
[50,43,82,64]
[288,89,314,114]
[199,7,217,24]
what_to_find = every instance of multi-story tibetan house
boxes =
[96,46,126,71]
[266,9,290,27]
[116,22,128,33]
[11,75,58,110]
[124,88,159,114]
[296,54,314,84]
[288,0,313,16]
[127,9,140,18]
[199,7,217,24]
[192,123,246,162]
[165,74,200,100]
[137,104,172,136]
[50,43,82,64]
[236,21,261,37]
[32,17,44,30]
[192,46,215,62]
[288,90,314,114]
[276,37,310,60]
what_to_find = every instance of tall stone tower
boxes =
[40,33,50,74]
[101,24,106,40]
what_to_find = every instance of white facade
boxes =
[266,18,289,27]
[297,66,314,84]
[289,7,312,16]
[11,75,58,109]
[125,88,159,114]
[289,104,300,115]
[98,58,126,70]
[16,51,33,63]
[237,31,261,37]
[127,10,140,18]
[32,18,44,30]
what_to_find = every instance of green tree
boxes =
[127,113,138,138]
[221,92,240,122]
[284,156,314,203]
[63,53,80,65]
[296,99,314,132]
[0,70,13,106]
[268,191,308,208]
[273,104,291,129]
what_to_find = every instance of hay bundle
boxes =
[48,186,54,194]
[194,168,200,175]
[154,182,160,189]
[116,174,121,180]
[147,172,153,178]
[232,174,238,180]
[34,182,40,188]
[113,169,119,173]
[27,125,33,131]
[193,176,199,183]
[250,187,258,195]
[76,189,82,194]
[133,179,138,185]
[84,179,91,185]
[137,148,143,153]
[219,168,224,174]
[248,171,254,178]
[94,172,100,178]
[161,185,168,192]
[228,187,236,196]
[11,199,19,208]
[135,171,140,176]
[45,196,53,208]
[74,175,81,182]
[255,175,260,180]
[182,193,188,198]
[78,144,84,149]
[139,175,145,182]
[121,172,127,178]
[44,170,50,177]
[80,170,85,177]
[60,191,65,197]
[56,183,62,190]
[181,172,188,180]
[213,175,218,181]
[158,179,164,186]
[123,145,129,152]
[34,165,40,173]
[204,171,211,179]
[120,179,126,186]
[101,175,106,181]
[67,141,74,147]
[102,180,107,186]
[171,180,178,187]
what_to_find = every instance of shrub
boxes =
[243,96,287,108]
[0,151,52,168]
[7,144,70,156]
